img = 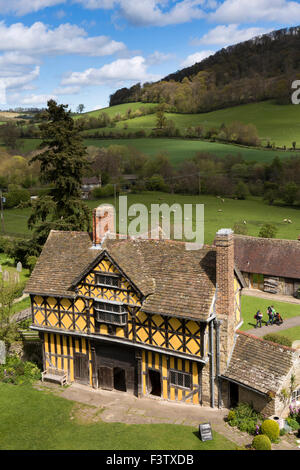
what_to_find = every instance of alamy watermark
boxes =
[291,80,300,104]
[96,196,204,251]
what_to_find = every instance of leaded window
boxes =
[93,299,127,326]
[169,370,192,389]
[95,273,120,288]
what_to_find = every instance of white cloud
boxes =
[146,51,175,66]
[210,0,300,24]
[192,24,272,47]
[53,85,81,95]
[0,21,126,57]
[17,93,58,106]
[0,66,40,91]
[0,0,65,16]
[62,56,160,87]
[74,0,116,8]
[180,50,214,67]
[76,0,206,26]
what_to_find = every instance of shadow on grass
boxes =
[246,321,269,329]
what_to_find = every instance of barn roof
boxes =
[234,235,300,280]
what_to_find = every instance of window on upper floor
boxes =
[95,273,120,288]
[93,299,127,326]
[169,370,192,390]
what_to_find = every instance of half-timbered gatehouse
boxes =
[25,204,299,414]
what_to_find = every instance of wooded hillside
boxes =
[109,26,300,113]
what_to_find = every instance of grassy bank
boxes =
[79,100,300,148]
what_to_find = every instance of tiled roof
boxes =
[223,331,297,394]
[25,231,217,320]
[234,235,300,279]
[24,231,101,298]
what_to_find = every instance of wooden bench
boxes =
[42,367,68,386]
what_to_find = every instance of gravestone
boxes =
[16,262,22,273]
[0,340,6,365]
[14,272,20,283]
[198,423,213,442]
[0,265,2,273]
[3,270,9,282]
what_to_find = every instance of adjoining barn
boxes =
[221,331,300,416]
[234,235,300,297]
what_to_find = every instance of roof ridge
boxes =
[234,234,298,244]
[236,329,297,352]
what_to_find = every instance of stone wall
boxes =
[8,340,43,368]
[238,387,275,417]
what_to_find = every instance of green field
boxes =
[84,137,298,165]
[240,296,300,332]
[2,193,300,244]
[79,100,300,148]
[19,136,297,165]
[18,99,300,165]
[0,382,235,450]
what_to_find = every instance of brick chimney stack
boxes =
[92,204,115,246]
[215,229,235,317]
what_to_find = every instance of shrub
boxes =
[263,334,292,347]
[261,419,280,442]
[233,223,248,235]
[286,417,300,431]
[258,223,278,239]
[252,434,272,450]
[26,255,38,274]
[92,184,114,198]
[226,403,261,435]
[0,237,13,254]
[3,189,30,209]
[0,355,41,385]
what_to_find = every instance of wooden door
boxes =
[98,366,113,390]
[74,353,89,384]
[251,273,264,290]
[284,279,294,296]
[125,367,135,394]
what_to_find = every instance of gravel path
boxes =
[245,316,300,338]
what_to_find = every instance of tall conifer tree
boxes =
[28,99,91,245]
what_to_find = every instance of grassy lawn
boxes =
[0,382,236,450]
[277,326,300,343]
[2,192,300,244]
[240,296,300,331]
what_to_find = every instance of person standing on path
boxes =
[266,306,275,326]
[255,310,263,328]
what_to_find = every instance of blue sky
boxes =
[0,0,300,111]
